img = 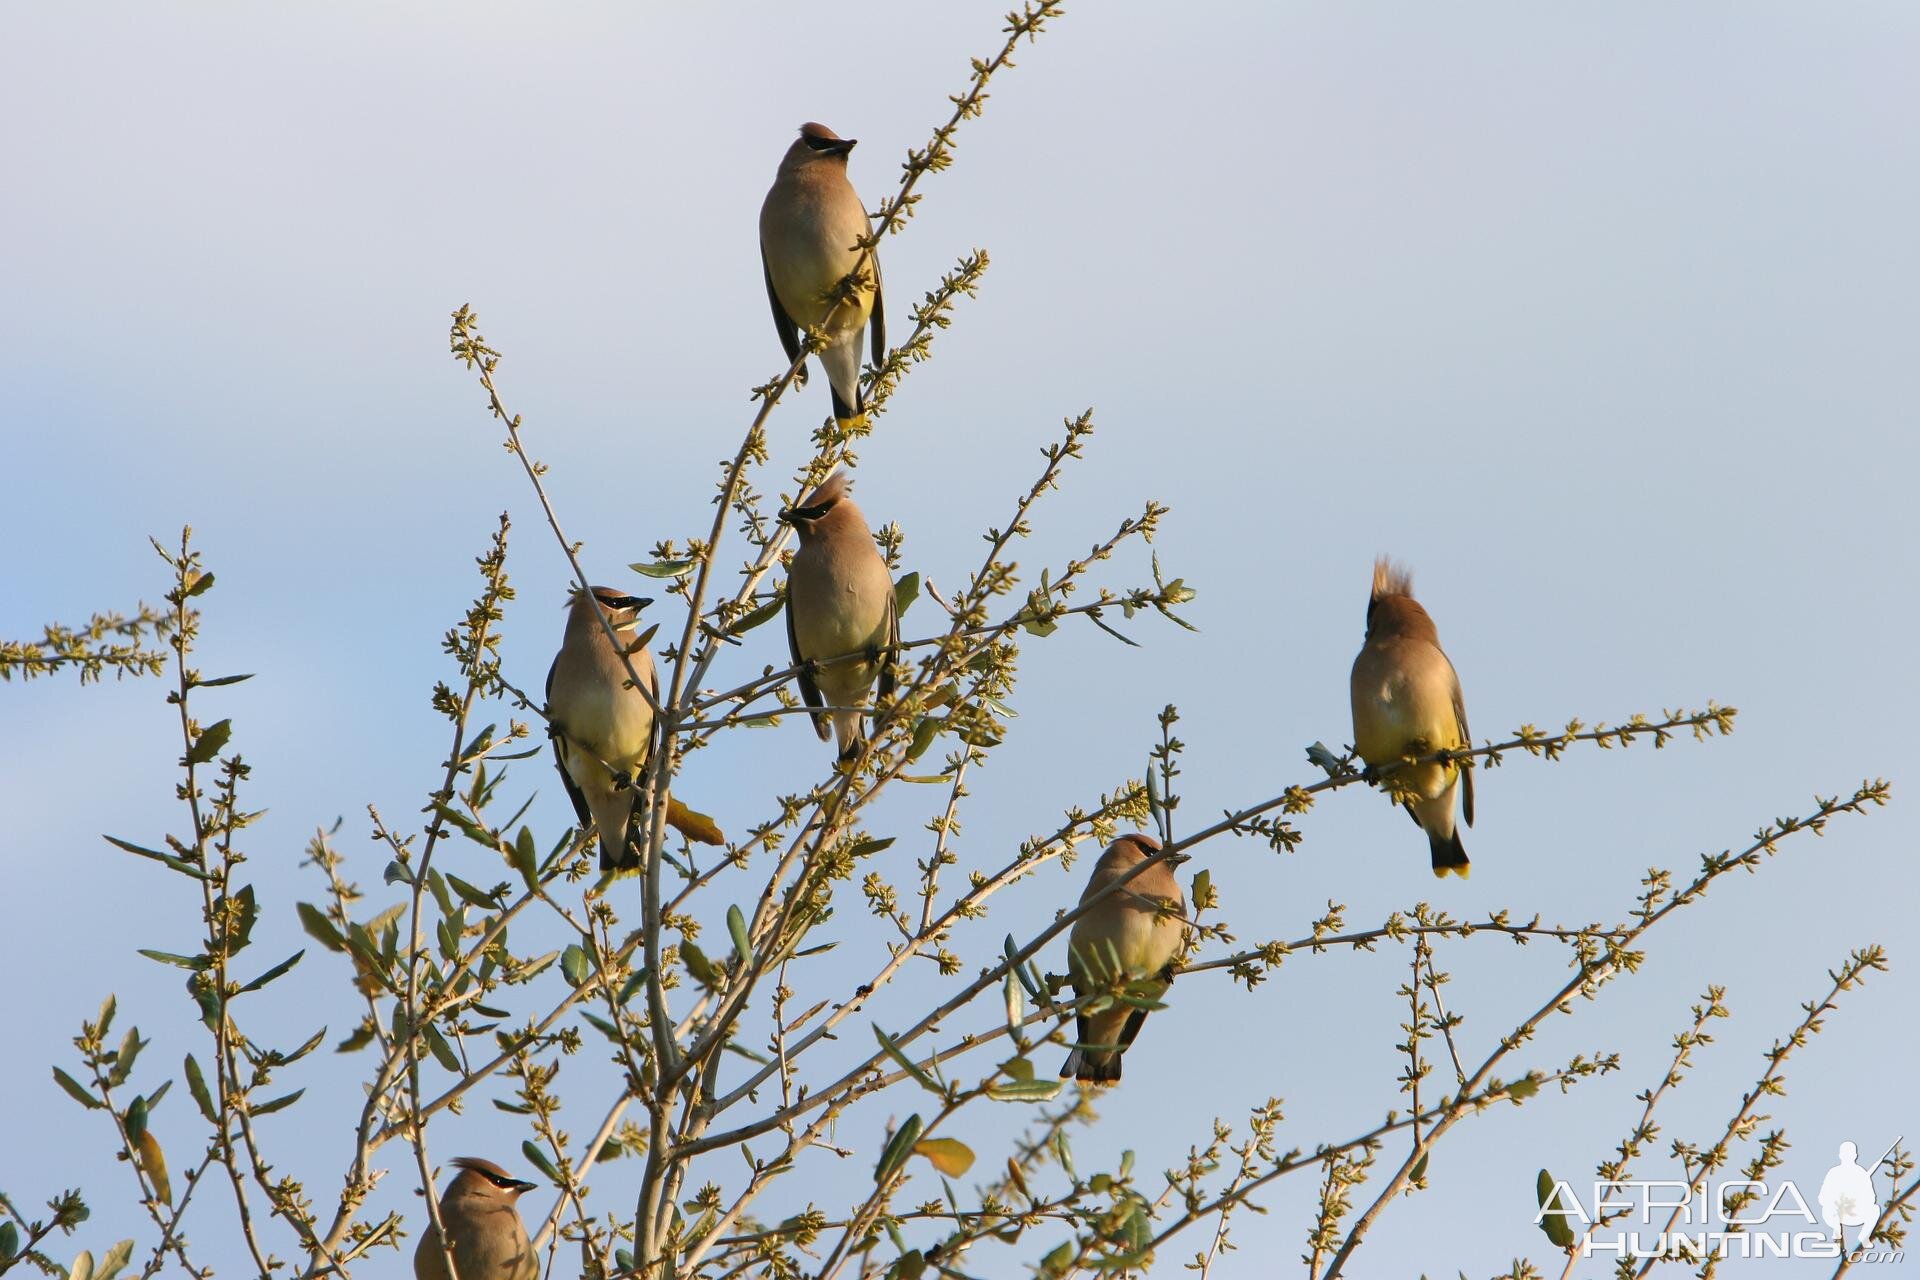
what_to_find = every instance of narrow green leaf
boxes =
[874,1114,924,1184]
[725,590,785,637]
[93,1240,135,1280]
[422,1022,461,1073]
[561,945,591,989]
[492,1098,533,1114]
[296,902,346,952]
[522,1142,563,1185]
[101,834,207,880]
[510,826,539,890]
[447,874,505,908]
[138,950,208,971]
[382,860,413,887]
[191,672,254,688]
[986,1078,1066,1103]
[0,1221,21,1262]
[184,718,233,766]
[892,571,921,618]
[872,1024,943,1096]
[228,884,258,953]
[124,1094,149,1142]
[629,557,697,579]
[250,1089,304,1117]
[1537,1169,1577,1249]
[107,1026,148,1086]
[185,1055,217,1123]
[726,905,755,967]
[239,950,304,994]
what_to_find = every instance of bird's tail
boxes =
[1428,826,1470,879]
[832,709,867,763]
[1059,1015,1124,1084]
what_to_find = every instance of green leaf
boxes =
[872,1024,943,1096]
[522,1141,563,1185]
[617,969,650,1006]
[52,1067,104,1110]
[107,1026,148,1086]
[1191,868,1213,911]
[191,672,254,688]
[447,874,506,907]
[986,1078,1065,1103]
[138,949,208,971]
[70,1251,95,1280]
[912,1137,974,1177]
[228,884,258,953]
[893,571,921,618]
[630,557,697,579]
[874,1114,924,1184]
[135,1128,171,1203]
[579,1011,622,1043]
[726,590,786,637]
[124,1094,149,1142]
[1507,1075,1541,1103]
[296,902,346,952]
[681,942,720,989]
[184,718,233,766]
[492,1099,533,1114]
[185,1055,217,1123]
[510,826,539,890]
[250,1089,305,1117]
[93,1241,135,1280]
[422,1022,461,1073]
[183,569,216,598]
[845,836,896,860]
[1537,1169,1577,1249]
[561,945,591,989]
[0,1222,20,1263]
[239,950,304,994]
[101,833,208,880]
[726,905,755,968]
[382,859,413,887]
[906,716,941,763]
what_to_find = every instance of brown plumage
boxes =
[783,471,899,761]
[1060,834,1188,1084]
[1349,558,1475,878]
[760,122,885,423]
[545,587,659,873]
[413,1157,539,1280]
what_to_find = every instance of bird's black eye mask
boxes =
[593,593,653,611]
[803,135,856,155]
[781,498,838,523]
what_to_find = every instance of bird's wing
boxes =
[877,580,900,701]
[762,251,804,373]
[787,593,828,738]
[1448,657,1475,827]
[868,251,886,370]
[546,655,592,828]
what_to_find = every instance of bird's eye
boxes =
[803,135,840,152]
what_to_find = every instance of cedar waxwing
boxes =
[1349,558,1475,878]
[413,1156,539,1280]
[545,587,660,874]
[1060,834,1187,1084]
[760,122,886,424]
[781,470,898,761]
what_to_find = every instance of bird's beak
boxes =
[827,137,857,156]
[510,1178,537,1194]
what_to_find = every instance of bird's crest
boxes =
[1371,557,1415,603]
[450,1156,513,1180]
[799,122,843,142]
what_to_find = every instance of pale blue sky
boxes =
[3,4,1916,1276]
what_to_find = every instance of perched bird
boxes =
[413,1156,539,1280]
[1060,834,1188,1084]
[781,470,898,761]
[1349,558,1475,878]
[760,122,885,424]
[545,587,659,874]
